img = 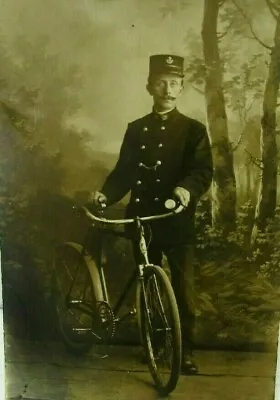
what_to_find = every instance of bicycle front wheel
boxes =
[52,243,99,354]
[138,265,182,396]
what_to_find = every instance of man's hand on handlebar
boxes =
[89,191,108,209]
[173,186,190,208]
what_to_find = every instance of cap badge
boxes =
[166,56,174,64]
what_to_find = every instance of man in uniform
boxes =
[92,54,213,374]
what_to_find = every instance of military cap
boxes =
[149,54,184,77]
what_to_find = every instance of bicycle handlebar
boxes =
[81,201,185,225]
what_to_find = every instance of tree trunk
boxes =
[251,17,280,242]
[246,164,250,201]
[246,158,253,203]
[201,0,237,233]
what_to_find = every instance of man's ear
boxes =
[178,81,184,96]
[146,83,152,96]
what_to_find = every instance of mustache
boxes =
[161,96,175,101]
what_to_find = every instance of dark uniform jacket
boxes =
[101,108,213,246]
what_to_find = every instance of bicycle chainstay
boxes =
[96,301,116,341]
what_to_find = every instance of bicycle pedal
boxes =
[155,327,171,332]
[72,328,91,331]
[68,299,83,305]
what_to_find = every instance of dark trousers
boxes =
[133,241,196,353]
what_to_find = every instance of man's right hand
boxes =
[89,191,108,207]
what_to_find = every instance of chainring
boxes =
[96,301,116,342]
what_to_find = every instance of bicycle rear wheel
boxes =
[52,242,99,354]
[138,265,181,396]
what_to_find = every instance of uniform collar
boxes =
[152,107,179,121]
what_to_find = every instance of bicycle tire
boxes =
[52,242,101,355]
[137,265,181,396]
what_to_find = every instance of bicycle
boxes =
[52,199,184,395]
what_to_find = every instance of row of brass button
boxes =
[136,125,165,204]
[143,125,166,131]
[140,143,163,149]
[136,178,161,185]
[135,197,160,203]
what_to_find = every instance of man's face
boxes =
[147,74,183,111]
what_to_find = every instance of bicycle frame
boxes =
[82,217,152,324]
[66,203,184,325]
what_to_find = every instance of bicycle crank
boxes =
[97,301,116,341]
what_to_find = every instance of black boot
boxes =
[181,344,198,375]
[181,354,198,375]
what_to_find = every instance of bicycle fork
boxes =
[137,231,172,342]
[137,218,149,266]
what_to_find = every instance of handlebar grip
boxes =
[164,199,176,210]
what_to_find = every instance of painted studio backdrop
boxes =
[1,0,280,348]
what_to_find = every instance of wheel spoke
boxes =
[53,244,100,354]
[61,258,73,281]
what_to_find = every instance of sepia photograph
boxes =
[0,0,279,399]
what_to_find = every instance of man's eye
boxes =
[155,82,165,89]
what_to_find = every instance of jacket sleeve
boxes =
[101,124,133,205]
[177,123,213,200]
